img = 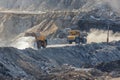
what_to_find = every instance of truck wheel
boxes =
[37,41,41,49]
[82,38,87,44]
[69,41,72,44]
[42,41,47,48]
[75,38,80,44]
[45,40,47,45]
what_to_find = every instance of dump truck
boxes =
[25,32,47,49]
[67,30,87,44]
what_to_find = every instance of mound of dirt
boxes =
[0,41,120,79]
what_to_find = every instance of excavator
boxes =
[25,32,47,49]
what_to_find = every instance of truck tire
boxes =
[42,41,47,48]
[37,40,41,49]
[81,38,87,44]
[69,41,72,44]
[75,38,80,44]
[45,40,47,45]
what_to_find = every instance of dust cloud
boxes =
[87,29,120,43]
[102,0,120,13]
[11,37,37,49]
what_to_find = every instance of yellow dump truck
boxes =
[67,30,87,44]
[25,32,47,49]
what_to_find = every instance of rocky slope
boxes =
[0,0,120,43]
[0,10,120,42]
[0,0,87,11]
[0,0,120,13]
[0,41,120,79]
[0,0,120,80]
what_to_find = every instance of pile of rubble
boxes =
[0,41,120,79]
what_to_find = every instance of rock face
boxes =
[0,0,120,80]
[0,0,120,42]
[0,14,34,40]
[0,11,120,41]
[0,0,87,10]
[0,41,120,79]
[0,12,77,40]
